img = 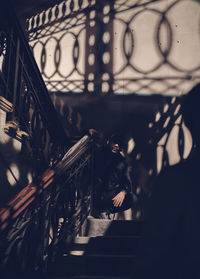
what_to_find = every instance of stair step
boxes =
[49,276,128,279]
[69,236,139,255]
[82,218,142,237]
[53,254,136,277]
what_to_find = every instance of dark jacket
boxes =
[96,146,130,191]
[94,145,132,212]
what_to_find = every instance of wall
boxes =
[27,0,200,198]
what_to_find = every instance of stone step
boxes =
[68,235,139,255]
[52,254,135,277]
[49,276,128,279]
[82,218,143,237]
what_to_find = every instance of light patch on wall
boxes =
[155,111,161,122]
[156,145,164,174]
[166,125,180,166]
[127,138,135,154]
[0,131,10,144]
[102,52,110,64]
[0,110,9,144]
[102,82,109,93]
[89,34,95,46]
[6,163,19,186]
[182,121,192,159]
[27,172,33,184]
[156,133,168,173]
[88,53,95,65]
[12,139,21,152]
[163,103,169,113]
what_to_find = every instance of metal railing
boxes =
[0,2,95,276]
[0,1,69,175]
[0,135,93,275]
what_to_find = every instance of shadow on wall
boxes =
[0,138,35,208]
[51,92,160,138]
[51,92,186,213]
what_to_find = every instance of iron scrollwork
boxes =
[0,3,69,176]
[0,135,93,275]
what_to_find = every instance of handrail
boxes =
[1,1,68,144]
[0,134,93,274]
[0,1,69,180]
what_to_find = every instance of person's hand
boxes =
[112,191,126,207]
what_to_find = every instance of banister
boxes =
[0,0,68,144]
[0,135,91,231]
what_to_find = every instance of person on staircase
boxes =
[132,83,200,279]
[90,131,133,219]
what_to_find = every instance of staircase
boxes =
[0,97,34,207]
[49,217,142,279]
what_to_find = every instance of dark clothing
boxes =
[93,145,132,214]
[133,153,200,279]
[96,146,130,191]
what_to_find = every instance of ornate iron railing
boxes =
[0,1,69,176]
[0,3,95,275]
[0,135,93,275]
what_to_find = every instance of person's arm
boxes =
[112,190,126,207]
[112,157,131,207]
